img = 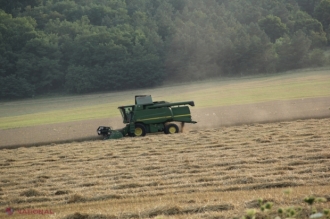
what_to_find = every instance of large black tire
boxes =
[165,123,179,134]
[134,123,146,137]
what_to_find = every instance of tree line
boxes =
[1,0,329,99]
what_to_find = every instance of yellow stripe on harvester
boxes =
[173,114,191,118]
[137,114,190,121]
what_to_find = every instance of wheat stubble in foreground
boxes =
[0,118,329,218]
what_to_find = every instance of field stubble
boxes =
[0,118,330,218]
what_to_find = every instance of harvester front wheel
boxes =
[134,123,146,137]
[165,123,179,134]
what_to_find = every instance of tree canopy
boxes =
[0,0,329,99]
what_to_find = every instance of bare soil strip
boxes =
[1,96,329,149]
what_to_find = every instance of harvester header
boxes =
[97,95,197,139]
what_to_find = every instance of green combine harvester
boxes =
[97,95,197,139]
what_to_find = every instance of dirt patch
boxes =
[0,96,329,149]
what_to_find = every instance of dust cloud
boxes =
[189,97,330,130]
[0,96,329,149]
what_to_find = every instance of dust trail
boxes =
[190,97,330,129]
[0,97,329,149]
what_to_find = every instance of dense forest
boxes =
[1,0,330,99]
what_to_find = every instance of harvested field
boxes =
[1,70,330,218]
[0,117,330,218]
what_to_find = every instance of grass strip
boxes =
[0,70,330,129]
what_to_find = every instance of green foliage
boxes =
[0,0,43,14]
[237,192,329,219]
[277,207,284,214]
[308,49,328,67]
[314,0,330,32]
[0,10,38,52]
[259,15,288,42]
[276,31,312,71]
[243,209,257,219]
[65,65,94,93]
[292,10,327,48]
[293,11,323,33]
[0,75,35,99]
[295,0,321,16]
[1,0,330,99]
[0,9,40,98]
[16,35,63,93]
[324,209,330,217]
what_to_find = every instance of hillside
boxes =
[1,0,330,98]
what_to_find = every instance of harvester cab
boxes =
[97,95,197,139]
[118,106,134,123]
